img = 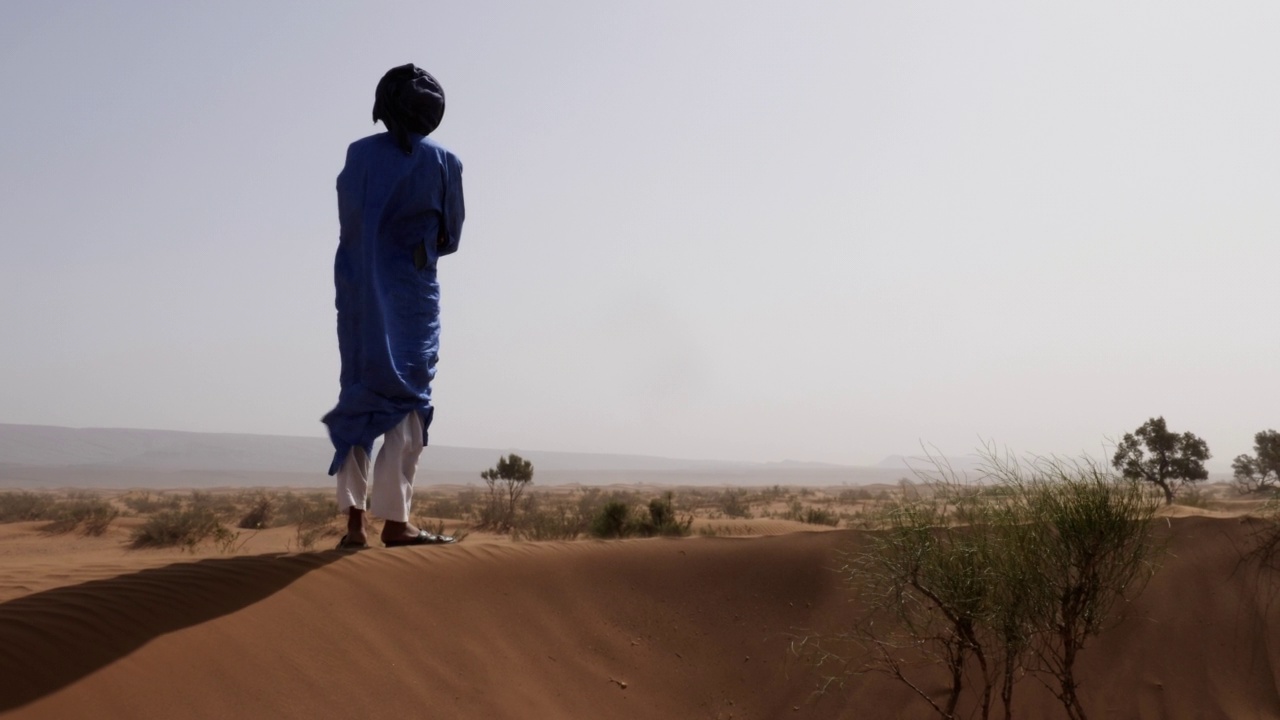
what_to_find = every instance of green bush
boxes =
[588,494,692,539]
[130,507,234,551]
[41,496,119,536]
[275,492,335,527]
[0,492,59,522]
[590,501,634,538]
[801,451,1160,720]
[718,489,753,519]
[419,497,465,520]
[120,492,182,515]
[634,493,693,537]
[802,507,840,527]
[237,493,275,529]
[513,500,585,541]
[287,495,340,551]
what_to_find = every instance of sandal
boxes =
[383,530,456,547]
[335,534,369,550]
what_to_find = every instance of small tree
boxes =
[797,449,1160,720]
[480,454,534,531]
[1111,417,1210,505]
[855,493,1001,720]
[1233,430,1280,494]
[998,456,1160,720]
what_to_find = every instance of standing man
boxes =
[323,64,465,549]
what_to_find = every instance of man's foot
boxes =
[381,521,455,546]
[336,534,369,550]
[344,508,371,546]
[383,530,455,547]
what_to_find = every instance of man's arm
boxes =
[437,153,465,256]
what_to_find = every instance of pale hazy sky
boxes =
[1,2,1277,468]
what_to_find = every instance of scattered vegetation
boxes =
[129,506,236,552]
[0,492,60,522]
[288,495,340,551]
[510,495,587,541]
[40,494,119,536]
[119,491,183,515]
[585,493,693,539]
[0,492,119,535]
[717,488,753,519]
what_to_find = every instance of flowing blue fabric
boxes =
[322,132,464,475]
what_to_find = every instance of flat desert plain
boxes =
[1,484,1279,719]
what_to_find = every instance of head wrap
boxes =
[373,64,446,155]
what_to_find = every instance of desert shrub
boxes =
[838,488,873,503]
[187,491,239,520]
[590,501,634,538]
[120,492,182,515]
[1006,456,1161,720]
[634,493,693,537]
[276,492,334,526]
[583,493,692,539]
[237,493,275,529]
[479,454,534,531]
[513,499,586,541]
[779,499,839,527]
[287,495,340,551]
[1173,485,1213,509]
[698,523,753,537]
[130,507,234,551]
[454,490,479,519]
[669,488,709,514]
[0,492,59,522]
[897,478,920,500]
[573,487,605,518]
[41,496,119,536]
[803,507,840,527]
[756,485,787,503]
[718,488,753,519]
[798,451,1161,720]
[1241,500,1280,593]
[0,492,118,535]
[419,497,465,520]
[839,507,879,531]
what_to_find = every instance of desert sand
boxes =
[1,493,1279,719]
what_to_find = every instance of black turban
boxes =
[373,64,446,155]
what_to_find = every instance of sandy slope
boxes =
[1,517,1278,719]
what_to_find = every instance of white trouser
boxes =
[335,411,424,523]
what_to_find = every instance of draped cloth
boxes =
[321,132,465,474]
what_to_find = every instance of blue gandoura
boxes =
[322,65,464,546]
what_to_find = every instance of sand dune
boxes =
[2,517,1279,719]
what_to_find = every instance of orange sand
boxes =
[1,516,1278,718]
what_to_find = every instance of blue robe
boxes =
[322,133,465,474]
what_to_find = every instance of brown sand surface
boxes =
[2,516,1279,719]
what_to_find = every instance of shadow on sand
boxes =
[0,549,351,712]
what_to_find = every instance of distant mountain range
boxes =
[0,423,915,489]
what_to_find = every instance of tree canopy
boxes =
[1111,417,1210,505]
[1233,430,1280,494]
